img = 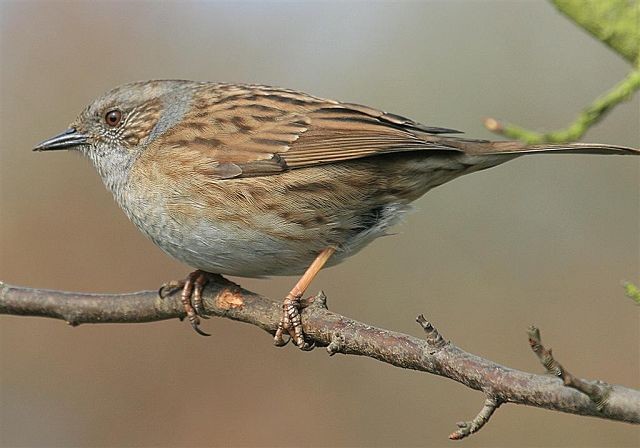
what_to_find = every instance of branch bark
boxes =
[1,279,639,438]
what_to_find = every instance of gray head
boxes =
[33,80,197,192]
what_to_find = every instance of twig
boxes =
[484,69,640,144]
[528,326,612,411]
[485,0,640,144]
[449,397,502,440]
[415,315,501,438]
[415,314,447,350]
[1,280,639,438]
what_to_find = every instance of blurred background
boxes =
[1,1,638,447]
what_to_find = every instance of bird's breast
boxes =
[121,160,332,276]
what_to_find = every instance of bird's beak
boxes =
[33,128,88,151]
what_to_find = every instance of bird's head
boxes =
[33,80,196,177]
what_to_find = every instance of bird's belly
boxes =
[121,191,406,277]
[130,209,325,276]
[182,223,329,276]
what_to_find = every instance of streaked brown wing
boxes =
[279,104,460,170]
[163,85,463,179]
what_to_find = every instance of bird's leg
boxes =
[274,247,336,350]
[159,270,215,337]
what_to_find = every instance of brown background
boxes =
[1,1,638,447]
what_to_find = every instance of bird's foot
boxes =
[159,270,213,336]
[273,292,315,351]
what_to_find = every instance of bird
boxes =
[33,79,639,348]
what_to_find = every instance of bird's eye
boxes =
[105,109,122,127]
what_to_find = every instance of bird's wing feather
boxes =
[161,86,463,179]
[278,104,460,170]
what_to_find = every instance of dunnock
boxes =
[34,80,639,348]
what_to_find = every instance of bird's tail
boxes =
[431,137,640,156]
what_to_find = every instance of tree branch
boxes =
[484,0,640,144]
[1,279,639,438]
[484,70,640,143]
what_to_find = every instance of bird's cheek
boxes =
[123,124,156,148]
[123,133,140,147]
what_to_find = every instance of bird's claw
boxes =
[189,316,211,337]
[159,270,212,336]
[273,293,315,351]
[158,280,183,299]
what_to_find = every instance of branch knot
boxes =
[326,332,345,356]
